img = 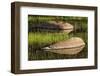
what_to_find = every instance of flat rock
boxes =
[43,37,85,55]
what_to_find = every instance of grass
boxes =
[28,32,69,49]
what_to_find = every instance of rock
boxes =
[49,21,73,33]
[43,37,85,55]
[29,21,73,33]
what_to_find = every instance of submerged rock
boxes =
[43,37,85,55]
